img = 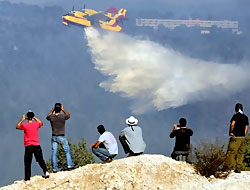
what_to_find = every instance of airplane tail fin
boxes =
[117,8,127,19]
[106,7,127,20]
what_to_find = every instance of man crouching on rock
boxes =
[91,125,118,163]
[119,116,146,157]
[16,111,49,184]
[170,118,193,162]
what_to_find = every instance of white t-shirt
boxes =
[98,131,118,155]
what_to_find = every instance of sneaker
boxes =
[43,171,50,179]
[234,169,241,173]
[25,180,30,185]
[127,153,133,157]
[102,157,112,164]
[52,170,57,173]
[62,167,72,171]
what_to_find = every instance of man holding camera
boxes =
[16,111,49,184]
[170,118,193,162]
[47,103,73,172]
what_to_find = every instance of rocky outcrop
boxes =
[1,154,250,190]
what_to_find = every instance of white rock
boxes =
[1,155,250,190]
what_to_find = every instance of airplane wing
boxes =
[99,19,122,32]
[99,19,116,26]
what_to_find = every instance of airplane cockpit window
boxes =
[67,12,74,16]
[105,17,111,22]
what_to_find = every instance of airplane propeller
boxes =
[69,5,74,14]
[82,3,86,12]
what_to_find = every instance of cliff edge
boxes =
[1,154,250,190]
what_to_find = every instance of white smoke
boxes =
[85,28,250,114]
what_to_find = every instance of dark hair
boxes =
[235,103,243,112]
[97,125,106,134]
[179,118,187,127]
[54,103,62,113]
[26,112,35,120]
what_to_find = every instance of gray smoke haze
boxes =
[1,0,250,187]
[85,28,250,113]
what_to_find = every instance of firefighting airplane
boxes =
[62,6,127,32]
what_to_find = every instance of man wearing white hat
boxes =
[119,116,146,156]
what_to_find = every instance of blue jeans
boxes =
[51,136,73,171]
[92,147,116,161]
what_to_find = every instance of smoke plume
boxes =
[85,28,250,114]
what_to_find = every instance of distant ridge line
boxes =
[136,18,242,34]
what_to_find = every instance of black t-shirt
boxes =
[230,113,249,137]
[170,127,193,151]
[47,114,70,136]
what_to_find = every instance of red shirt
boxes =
[19,121,42,147]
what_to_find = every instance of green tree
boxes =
[191,139,228,178]
[46,138,95,172]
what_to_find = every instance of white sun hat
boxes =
[126,116,138,126]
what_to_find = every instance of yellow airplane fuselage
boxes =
[62,8,126,32]
[62,15,91,27]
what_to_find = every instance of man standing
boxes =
[16,111,49,184]
[47,103,73,172]
[119,116,146,157]
[225,103,249,173]
[170,118,193,161]
[91,125,118,163]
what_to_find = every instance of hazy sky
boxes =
[3,0,250,13]
[0,0,250,187]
